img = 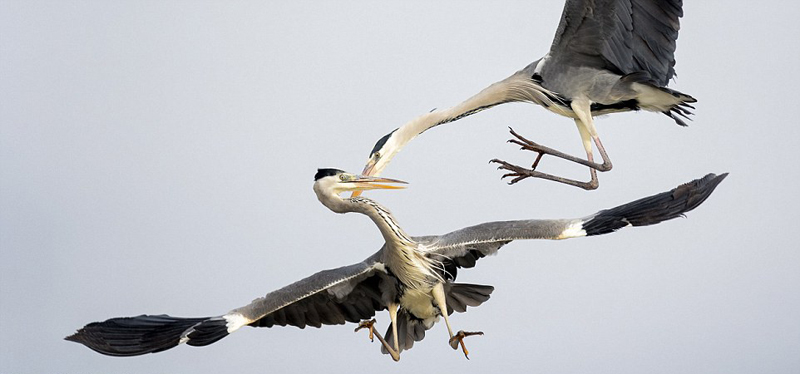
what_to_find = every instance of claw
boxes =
[448,330,484,359]
[354,319,377,342]
[489,128,603,190]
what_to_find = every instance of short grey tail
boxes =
[582,173,727,236]
[622,72,696,127]
[65,314,229,356]
[445,283,494,314]
[380,283,493,356]
[382,310,425,355]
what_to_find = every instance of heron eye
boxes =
[374,152,381,159]
[339,174,348,181]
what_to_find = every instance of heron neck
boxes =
[321,194,413,245]
[349,197,414,245]
[392,73,540,153]
[322,194,444,288]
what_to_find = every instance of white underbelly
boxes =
[400,288,439,323]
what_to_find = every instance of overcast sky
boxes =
[2,1,799,373]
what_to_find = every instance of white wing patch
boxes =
[223,313,251,333]
[556,220,587,240]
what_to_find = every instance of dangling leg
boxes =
[489,99,613,190]
[354,303,401,361]
[432,283,483,359]
[387,302,400,360]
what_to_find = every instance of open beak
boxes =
[361,159,377,177]
[351,161,381,197]
[347,175,407,196]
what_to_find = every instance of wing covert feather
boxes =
[549,0,684,85]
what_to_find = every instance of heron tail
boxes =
[582,173,727,236]
[625,73,696,127]
[445,283,494,314]
[382,310,426,356]
[65,314,229,356]
[378,283,493,356]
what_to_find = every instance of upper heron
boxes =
[360,0,693,190]
[66,169,725,360]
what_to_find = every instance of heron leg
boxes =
[432,283,482,359]
[354,318,400,362]
[489,100,613,190]
[387,303,400,359]
[491,158,599,190]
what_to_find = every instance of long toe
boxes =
[354,319,377,342]
[449,330,485,359]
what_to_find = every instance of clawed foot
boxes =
[355,319,401,362]
[506,127,553,169]
[489,127,602,190]
[490,158,544,185]
[488,127,562,185]
[355,319,377,342]
[448,330,484,360]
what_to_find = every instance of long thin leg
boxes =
[572,100,612,173]
[387,303,400,357]
[432,283,483,359]
[355,317,401,362]
[489,100,613,190]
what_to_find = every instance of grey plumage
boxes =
[548,0,683,86]
[66,172,725,358]
[361,0,695,189]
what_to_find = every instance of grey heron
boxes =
[360,0,693,190]
[66,169,725,360]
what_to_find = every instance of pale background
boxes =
[2,1,798,373]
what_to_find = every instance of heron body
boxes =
[66,170,726,360]
[361,0,693,190]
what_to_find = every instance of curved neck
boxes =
[388,72,550,164]
[315,188,445,288]
[395,76,516,143]
[318,192,413,245]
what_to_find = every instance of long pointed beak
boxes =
[348,175,406,197]
[352,161,381,198]
[361,159,377,177]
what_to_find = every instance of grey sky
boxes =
[1,1,798,373]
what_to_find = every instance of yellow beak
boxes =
[347,175,407,196]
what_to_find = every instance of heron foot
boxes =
[354,319,377,342]
[448,330,484,360]
[355,319,401,362]
[505,127,612,172]
[490,158,599,190]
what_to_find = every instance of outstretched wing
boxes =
[65,252,393,356]
[417,173,726,272]
[227,251,391,330]
[549,0,684,85]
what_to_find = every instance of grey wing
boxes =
[418,173,726,271]
[549,0,684,85]
[228,252,393,329]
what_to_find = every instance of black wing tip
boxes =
[670,172,727,212]
[583,173,727,236]
[65,314,226,357]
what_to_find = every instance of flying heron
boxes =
[66,169,726,360]
[360,0,693,190]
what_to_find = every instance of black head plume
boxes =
[314,168,345,181]
[369,128,398,156]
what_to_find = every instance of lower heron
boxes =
[66,170,726,360]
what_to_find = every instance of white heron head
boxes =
[313,168,406,202]
[361,128,401,178]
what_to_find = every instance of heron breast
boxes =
[400,288,439,321]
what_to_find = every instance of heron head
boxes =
[314,168,407,198]
[353,128,406,197]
